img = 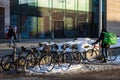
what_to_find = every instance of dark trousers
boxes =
[101,48,108,60]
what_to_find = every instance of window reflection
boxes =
[10,0,105,39]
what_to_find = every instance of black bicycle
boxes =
[25,47,37,68]
[70,44,81,64]
[25,43,53,71]
[1,45,26,73]
[74,44,98,63]
[39,43,72,72]
[88,44,117,62]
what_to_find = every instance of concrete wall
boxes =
[0,0,10,26]
[107,0,120,36]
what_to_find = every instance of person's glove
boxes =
[92,43,95,45]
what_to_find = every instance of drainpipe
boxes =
[99,0,102,36]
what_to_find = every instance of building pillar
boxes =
[49,0,54,39]
[99,0,102,36]
[18,0,22,42]
[0,0,10,39]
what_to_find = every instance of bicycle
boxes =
[55,43,72,70]
[24,47,37,68]
[88,44,117,62]
[25,43,54,71]
[24,45,43,69]
[63,41,96,64]
[78,44,98,63]
[68,44,81,64]
[39,43,72,71]
[1,45,26,73]
[38,43,55,72]
[20,42,46,69]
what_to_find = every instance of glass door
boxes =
[54,21,64,38]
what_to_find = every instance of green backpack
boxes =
[103,32,117,45]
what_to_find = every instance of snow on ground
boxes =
[26,37,120,75]
[26,56,120,75]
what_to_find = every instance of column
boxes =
[99,0,102,36]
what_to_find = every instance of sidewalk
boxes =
[0,38,74,43]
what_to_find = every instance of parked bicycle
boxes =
[70,44,81,64]
[39,43,72,71]
[88,44,117,62]
[1,45,26,73]
[78,44,98,63]
[24,47,37,68]
[25,42,53,71]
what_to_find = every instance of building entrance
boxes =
[54,21,64,38]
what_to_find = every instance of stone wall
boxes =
[107,0,120,36]
[0,0,10,26]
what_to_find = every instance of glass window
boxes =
[21,16,37,38]
[92,0,99,37]
[19,0,28,15]
[10,0,106,39]
[53,0,63,9]
[10,15,18,26]
[75,0,93,38]
[64,18,74,37]
[66,0,74,10]
[78,0,89,11]
[10,0,19,14]
[38,0,49,7]
[38,17,45,38]
[28,0,37,6]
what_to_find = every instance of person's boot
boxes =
[101,59,106,63]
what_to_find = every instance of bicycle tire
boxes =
[39,53,54,72]
[15,57,26,74]
[107,48,117,61]
[1,55,13,71]
[58,52,72,70]
[86,49,97,62]
[26,52,36,68]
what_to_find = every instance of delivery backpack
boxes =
[103,32,117,45]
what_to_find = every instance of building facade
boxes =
[0,0,107,39]
[0,0,10,39]
[107,0,120,36]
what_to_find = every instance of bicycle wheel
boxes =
[15,57,26,73]
[71,52,81,64]
[1,55,13,71]
[26,52,36,68]
[107,48,117,61]
[39,53,54,72]
[58,53,72,70]
[86,49,97,62]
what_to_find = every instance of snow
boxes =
[26,37,120,75]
